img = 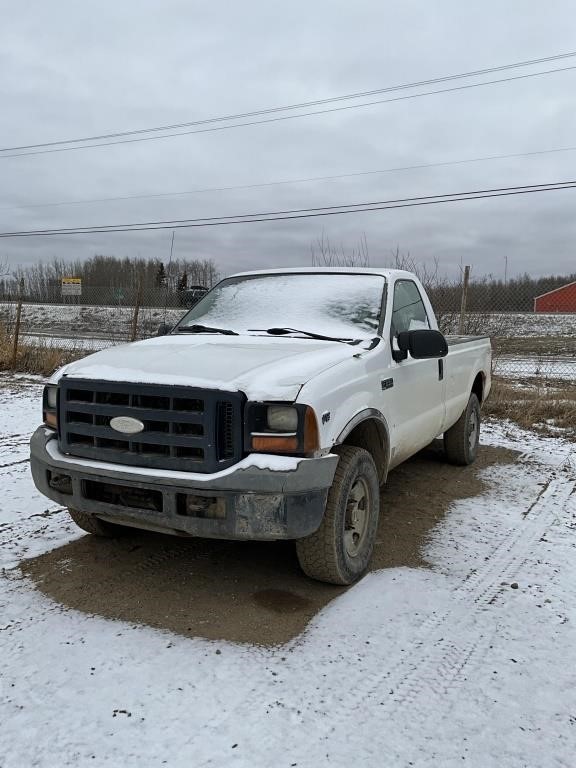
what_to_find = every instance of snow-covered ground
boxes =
[497,355,576,379]
[2,301,575,339]
[0,301,185,339]
[20,332,118,352]
[1,378,575,768]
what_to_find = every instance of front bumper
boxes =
[30,428,338,540]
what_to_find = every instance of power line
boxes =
[3,144,576,211]
[1,180,574,237]
[2,63,576,159]
[7,179,575,231]
[2,50,575,152]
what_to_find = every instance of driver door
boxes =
[386,279,445,465]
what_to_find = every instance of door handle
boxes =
[438,359,444,381]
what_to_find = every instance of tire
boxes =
[296,445,380,585]
[444,393,481,466]
[67,508,127,537]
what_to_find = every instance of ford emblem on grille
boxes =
[109,416,145,435]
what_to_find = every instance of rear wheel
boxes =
[296,445,380,585]
[67,508,127,537]
[444,393,481,466]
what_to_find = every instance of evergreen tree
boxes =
[155,262,167,286]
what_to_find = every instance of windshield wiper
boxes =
[176,324,238,336]
[249,327,359,344]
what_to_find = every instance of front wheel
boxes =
[67,508,127,537]
[296,446,380,585]
[444,393,481,466]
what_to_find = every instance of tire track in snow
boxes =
[455,473,572,608]
[0,506,66,537]
[0,433,31,467]
[308,472,575,755]
[204,467,574,765]
[0,506,70,574]
[0,510,76,677]
[0,458,29,468]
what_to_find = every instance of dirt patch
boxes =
[22,443,517,646]
[252,588,314,614]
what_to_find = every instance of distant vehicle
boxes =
[31,268,491,585]
[179,285,208,307]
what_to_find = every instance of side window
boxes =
[391,280,430,337]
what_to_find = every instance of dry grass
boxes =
[493,335,576,357]
[486,376,576,441]
[0,326,83,376]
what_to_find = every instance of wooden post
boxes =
[130,278,143,342]
[458,265,471,335]
[10,278,25,368]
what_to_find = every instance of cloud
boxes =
[1,0,576,280]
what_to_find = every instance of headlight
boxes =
[246,402,320,455]
[267,405,298,432]
[46,386,58,409]
[43,385,58,429]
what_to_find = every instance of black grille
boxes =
[58,379,244,473]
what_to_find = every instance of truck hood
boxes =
[53,334,368,401]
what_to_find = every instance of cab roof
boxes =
[229,267,416,280]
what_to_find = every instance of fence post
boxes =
[130,278,143,342]
[10,278,25,369]
[458,265,471,335]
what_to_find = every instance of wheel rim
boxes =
[344,475,371,558]
[468,408,479,451]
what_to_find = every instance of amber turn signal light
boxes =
[303,406,320,454]
[251,435,298,453]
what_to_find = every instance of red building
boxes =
[534,281,576,313]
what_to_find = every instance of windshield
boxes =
[175,273,386,337]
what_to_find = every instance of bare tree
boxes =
[5,254,220,305]
[386,246,442,290]
[311,232,370,267]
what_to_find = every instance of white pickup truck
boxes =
[31,268,491,585]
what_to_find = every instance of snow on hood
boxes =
[52,334,364,401]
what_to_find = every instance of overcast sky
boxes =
[1,0,576,280]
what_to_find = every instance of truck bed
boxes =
[446,335,490,345]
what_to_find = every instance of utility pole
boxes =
[504,255,508,287]
[458,265,471,335]
[162,231,176,325]
[10,277,25,369]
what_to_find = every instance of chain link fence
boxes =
[0,286,198,361]
[1,275,575,383]
[1,273,574,439]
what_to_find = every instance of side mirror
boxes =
[156,322,173,336]
[396,329,448,359]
